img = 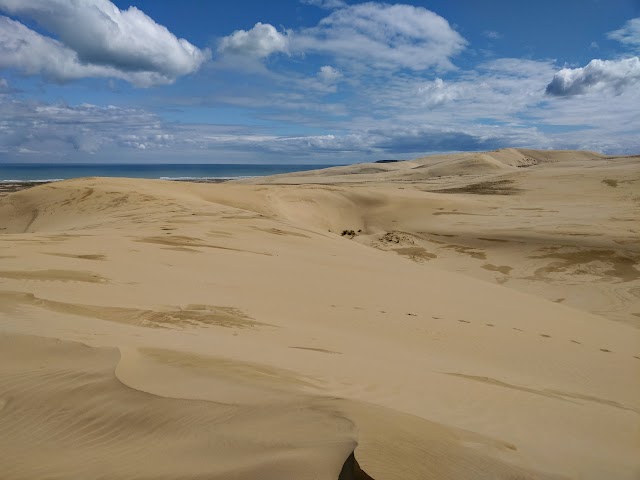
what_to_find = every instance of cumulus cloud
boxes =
[295,3,466,71]
[545,57,640,96]
[218,23,289,58]
[0,17,125,83]
[607,18,640,50]
[318,65,342,83]
[0,0,208,86]
[218,3,466,72]
[415,78,461,108]
[4,2,640,162]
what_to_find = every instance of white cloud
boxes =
[218,22,289,58]
[607,18,640,50]
[3,86,639,165]
[530,85,640,153]
[318,65,342,83]
[545,57,640,96]
[295,3,467,71]
[0,0,208,86]
[0,99,164,154]
[483,30,502,40]
[0,95,536,162]
[3,3,639,161]
[415,78,461,108]
[0,17,113,82]
[218,3,466,72]
[301,0,346,9]
[480,58,555,78]
[358,58,555,124]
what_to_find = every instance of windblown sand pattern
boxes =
[0,149,638,479]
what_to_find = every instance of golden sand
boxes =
[0,149,638,479]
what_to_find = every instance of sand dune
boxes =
[0,149,639,479]
[238,148,610,184]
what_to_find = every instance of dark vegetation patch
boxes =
[381,232,414,245]
[430,179,521,195]
[430,233,457,238]
[0,181,52,196]
[482,264,513,274]
[443,244,487,259]
[394,247,436,262]
[477,237,510,243]
[529,248,640,283]
[44,253,107,261]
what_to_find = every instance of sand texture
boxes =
[0,148,639,479]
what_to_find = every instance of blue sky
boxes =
[1,0,639,164]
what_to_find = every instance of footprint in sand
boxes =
[570,340,582,345]
[513,327,523,332]
[485,323,495,327]
[406,313,417,317]
[540,334,551,338]
[600,348,612,353]
[458,319,470,324]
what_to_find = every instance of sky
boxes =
[1,0,639,164]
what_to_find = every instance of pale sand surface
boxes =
[0,148,638,479]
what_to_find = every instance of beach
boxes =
[0,148,639,479]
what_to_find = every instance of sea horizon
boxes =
[0,163,341,182]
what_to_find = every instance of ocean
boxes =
[0,163,339,182]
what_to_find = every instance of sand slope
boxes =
[240,150,640,325]
[0,149,639,479]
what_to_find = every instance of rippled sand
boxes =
[1,149,638,479]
